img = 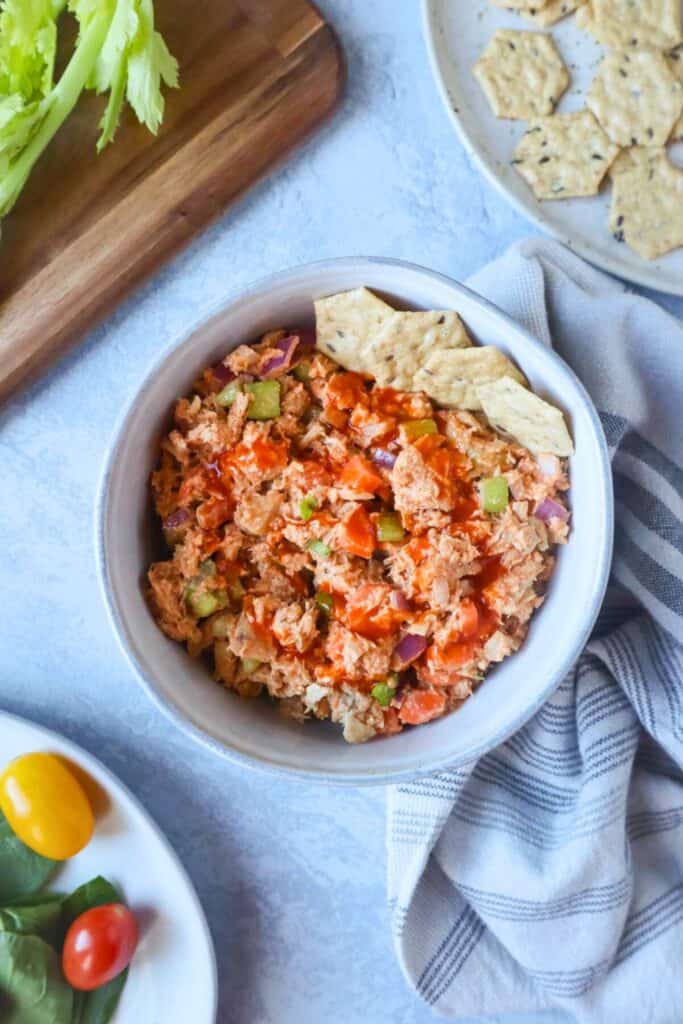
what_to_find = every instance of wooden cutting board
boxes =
[0,0,343,403]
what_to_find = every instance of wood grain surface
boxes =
[0,0,343,403]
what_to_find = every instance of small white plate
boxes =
[423,0,683,296]
[0,711,217,1024]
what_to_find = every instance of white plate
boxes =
[423,0,683,296]
[0,711,217,1024]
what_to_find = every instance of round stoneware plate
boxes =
[0,711,217,1023]
[423,0,683,296]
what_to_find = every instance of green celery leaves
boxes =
[0,0,178,218]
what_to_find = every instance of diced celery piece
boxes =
[299,494,318,521]
[306,539,331,558]
[188,590,227,618]
[377,512,405,543]
[480,476,509,514]
[211,614,231,638]
[216,381,242,408]
[315,592,334,615]
[246,380,281,420]
[371,682,396,707]
[226,576,246,603]
[402,418,438,441]
[199,559,217,577]
[292,362,310,382]
[241,657,262,675]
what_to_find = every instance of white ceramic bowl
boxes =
[98,258,613,785]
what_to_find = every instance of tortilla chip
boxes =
[365,310,472,388]
[477,376,574,456]
[314,288,394,370]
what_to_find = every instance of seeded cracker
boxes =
[576,0,683,51]
[315,288,394,369]
[608,148,683,260]
[586,50,683,148]
[513,111,619,200]
[523,0,586,28]
[315,292,527,411]
[477,377,574,457]
[490,0,551,10]
[365,310,472,389]
[668,46,683,141]
[473,30,569,120]
[412,347,527,412]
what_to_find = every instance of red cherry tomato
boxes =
[62,904,139,991]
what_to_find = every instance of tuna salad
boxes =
[147,314,571,743]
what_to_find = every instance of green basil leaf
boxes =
[0,811,56,904]
[61,876,121,934]
[0,932,73,1023]
[76,968,128,1024]
[3,891,64,908]
[0,899,63,946]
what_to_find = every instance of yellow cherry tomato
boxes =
[0,753,94,860]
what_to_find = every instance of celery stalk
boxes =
[0,0,178,221]
[0,7,113,216]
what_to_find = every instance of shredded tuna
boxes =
[147,325,570,743]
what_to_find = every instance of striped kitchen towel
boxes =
[388,239,683,1023]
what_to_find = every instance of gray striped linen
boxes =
[388,241,683,1022]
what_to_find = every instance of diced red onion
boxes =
[261,335,300,378]
[371,448,397,470]
[390,590,411,612]
[394,633,427,667]
[535,498,569,523]
[212,362,235,385]
[294,329,316,350]
[163,508,191,531]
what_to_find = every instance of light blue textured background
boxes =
[0,3,680,1022]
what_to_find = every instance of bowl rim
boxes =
[96,256,614,786]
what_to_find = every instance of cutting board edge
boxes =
[0,19,345,405]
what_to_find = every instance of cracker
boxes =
[586,49,683,148]
[668,46,683,140]
[365,310,472,388]
[512,111,619,200]
[413,348,527,411]
[318,298,524,410]
[490,0,550,9]
[576,0,683,51]
[315,288,394,370]
[473,30,569,120]
[608,148,683,260]
[523,0,586,27]
[477,377,574,457]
